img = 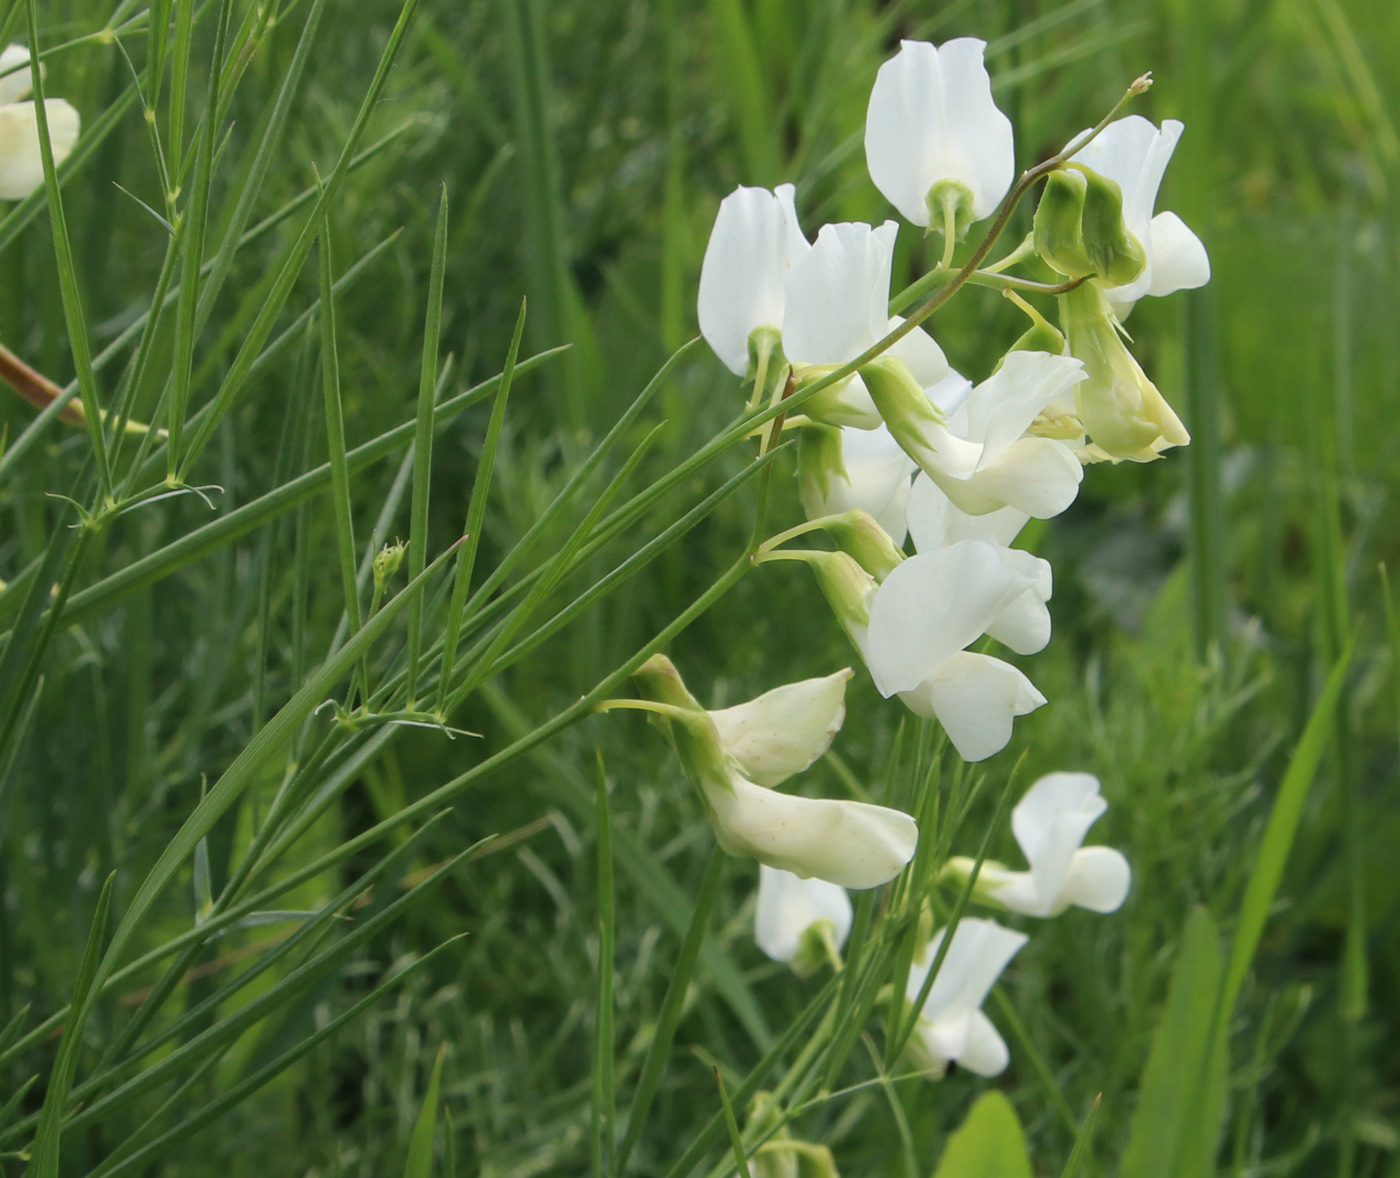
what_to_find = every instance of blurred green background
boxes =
[2,0,1399,1174]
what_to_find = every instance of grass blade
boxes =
[405,1042,448,1178]
[592,753,616,1178]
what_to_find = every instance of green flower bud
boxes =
[1034,165,1146,288]
[820,509,905,583]
[1059,282,1190,462]
[372,540,406,597]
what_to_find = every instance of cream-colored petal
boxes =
[784,220,898,366]
[709,669,853,788]
[1059,846,1132,913]
[957,1009,1012,1076]
[900,651,1046,762]
[706,772,917,889]
[0,99,80,201]
[754,864,853,964]
[0,44,33,106]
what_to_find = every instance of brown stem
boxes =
[0,341,87,427]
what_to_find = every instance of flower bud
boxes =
[1059,282,1189,462]
[372,540,406,597]
[1034,166,1146,288]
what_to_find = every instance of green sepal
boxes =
[926,177,975,240]
[1034,165,1146,287]
[797,422,845,519]
[632,655,735,798]
[820,509,906,582]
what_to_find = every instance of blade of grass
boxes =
[25,0,112,499]
[407,185,450,705]
[405,1043,448,1178]
[592,753,616,1178]
[1060,1095,1102,1178]
[616,848,724,1174]
[436,299,526,713]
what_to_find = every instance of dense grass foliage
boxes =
[1,1,1398,1175]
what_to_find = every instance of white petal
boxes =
[1145,211,1210,297]
[963,352,1087,464]
[707,773,917,889]
[1011,772,1106,908]
[709,669,853,788]
[754,864,854,964]
[899,651,1046,762]
[864,39,1014,225]
[865,542,1035,697]
[697,185,808,375]
[957,1009,1012,1076]
[986,585,1051,655]
[935,436,1084,519]
[1059,846,1132,913]
[0,44,33,106]
[907,474,1029,552]
[908,917,1027,1023]
[0,99,79,201]
[979,865,1054,917]
[816,425,916,543]
[783,220,898,366]
[885,317,951,388]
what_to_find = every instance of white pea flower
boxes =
[754,864,853,975]
[864,39,1015,234]
[798,423,916,545]
[904,917,1027,1078]
[698,183,809,377]
[620,656,918,889]
[1068,116,1210,320]
[0,43,81,202]
[864,539,1047,762]
[865,350,1088,520]
[783,220,963,432]
[949,772,1131,917]
[905,474,1052,657]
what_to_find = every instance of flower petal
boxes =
[1145,210,1210,298]
[754,864,854,964]
[957,1009,1012,1076]
[709,669,853,788]
[933,435,1084,519]
[963,351,1087,464]
[864,39,1014,225]
[1011,772,1106,908]
[0,44,33,107]
[1059,846,1132,913]
[784,220,897,366]
[885,316,951,388]
[697,184,808,375]
[908,917,1027,1024]
[899,651,1046,762]
[986,585,1052,655]
[812,425,916,543]
[866,542,1035,696]
[907,474,1029,552]
[0,99,80,202]
[707,773,917,889]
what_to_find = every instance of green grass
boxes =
[1,0,1398,1176]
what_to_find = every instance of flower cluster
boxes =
[605,34,1202,1086]
[0,44,80,202]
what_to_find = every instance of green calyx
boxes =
[821,509,906,582]
[1033,164,1146,288]
[925,178,975,241]
[859,355,946,463]
[631,654,735,798]
[797,422,845,515]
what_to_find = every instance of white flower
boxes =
[1068,116,1209,319]
[697,183,810,376]
[0,44,81,202]
[799,423,916,544]
[783,220,957,430]
[956,772,1131,917]
[628,657,918,889]
[864,39,1015,231]
[868,350,1088,519]
[864,539,1047,761]
[754,864,853,972]
[905,474,1052,656]
[904,917,1026,1078]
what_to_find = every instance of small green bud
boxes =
[1034,165,1146,287]
[821,509,905,583]
[372,539,406,596]
[925,177,975,241]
